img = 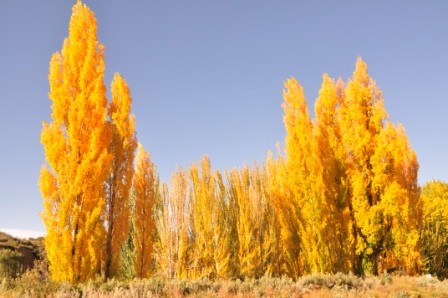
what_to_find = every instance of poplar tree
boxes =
[339,58,421,274]
[132,144,157,278]
[282,77,339,274]
[263,152,285,276]
[420,181,448,278]
[188,156,235,278]
[227,167,261,277]
[104,73,137,278]
[213,170,237,278]
[39,1,111,283]
[314,74,353,273]
[280,78,313,277]
[226,165,279,278]
[278,58,421,276]
[154,169,192,278]
[189,156,219,278]
[371,122,421,273]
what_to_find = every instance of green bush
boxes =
[0,249,23,279]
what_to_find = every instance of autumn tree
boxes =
[263,152,286,276]
[278,78,313,277]
[39,1,112,283]
[371,122,421,273]
[189,156,235,279]
[420,181,448,278]
[339,58,421,274]
[154,169,192,278]
[338,58,387,274]
[277,58,421,276]
[189,158,215,278]
[212,170,238,278]
[314,74,354,273]
[277,75,348,276]
[132,144,157,278]
[104,73,137,278]
[226,167,259,277]
[226,164,280,278]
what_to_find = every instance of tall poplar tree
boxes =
[371,122,421,273]
[189,156,219,278]
[227,167,259,277]
[226,165,279,278]
[264,152,285,276]
[280,78,313,277]
[154,169,192,278]
[39,1,112,283]
[339,58,421,274]
[104,73,137,278]
[314,74,354,273]
[132,144,157,278]
[282,76,340,274]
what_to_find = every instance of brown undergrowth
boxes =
[2,271,448,298]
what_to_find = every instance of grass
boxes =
[1,272,448,297]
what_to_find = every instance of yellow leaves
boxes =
[132,144,156,278]
[189,156,221,278]
[104,72,137,278]
[225,164,277,278]
[315,74,339,127]
[42,6,422,281]
[353,57,369,87]
[40,0,114,284]
[419,181,448,277]
[111,73,135,137]
[154,169,192,279]
[277,58,421,276]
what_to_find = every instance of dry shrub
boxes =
[3,273,448,297]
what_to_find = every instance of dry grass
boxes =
[2,273,448,297]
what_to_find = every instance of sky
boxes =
[0,1,447,234]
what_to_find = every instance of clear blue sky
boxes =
[1,1,447,233]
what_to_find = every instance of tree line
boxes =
[39,1,448,284]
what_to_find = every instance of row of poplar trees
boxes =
[40,1,423,284]
[39,2,156,283]
[151,60,421,279]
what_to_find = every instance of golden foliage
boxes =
[420,181,448,278]
[41,2,423,280]
[277,58,421,277]
[132,144,157,278]
[154,169,192,279]
[104,73,137,278]
[189,156,233,279]
[40,0,111,283]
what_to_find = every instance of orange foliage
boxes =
[132,144,157,278]
[104,73,137,278]
[40,1,111,283]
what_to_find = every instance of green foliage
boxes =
[0,250,23,279]
[119,233,136,280]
